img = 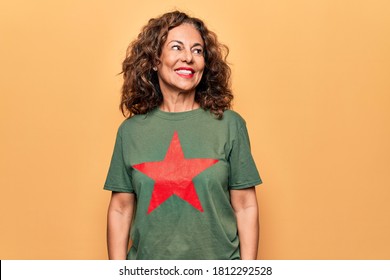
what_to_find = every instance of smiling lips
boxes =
[175,67,195,78]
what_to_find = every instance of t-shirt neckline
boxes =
[152,107,204,120]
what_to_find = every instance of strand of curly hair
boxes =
[120,11,233,119]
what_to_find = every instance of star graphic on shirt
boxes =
[132,131,219,214]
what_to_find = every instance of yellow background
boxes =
[1,0,389,259]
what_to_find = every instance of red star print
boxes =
[133,131,218,214]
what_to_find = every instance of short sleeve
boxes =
[228,122,262,189]
[104,127,134,193]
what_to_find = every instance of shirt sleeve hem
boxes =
[103,184,134,193]
[229,179,263,190]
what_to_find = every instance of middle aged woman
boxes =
[104,11,262,260]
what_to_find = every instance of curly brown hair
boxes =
[120,11,233,119]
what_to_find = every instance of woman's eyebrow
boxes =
[191,43,204,48]
[168,40,204,48]
[168,40,184,45]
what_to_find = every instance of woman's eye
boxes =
[172,45,181,50]
[193,48,203,54]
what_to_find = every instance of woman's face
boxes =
[156,23,205,96]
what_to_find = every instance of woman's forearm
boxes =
[230,187,259,260]
[235,204,259,259]
[107,192,134,260]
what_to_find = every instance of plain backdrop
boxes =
[1,0,389,259]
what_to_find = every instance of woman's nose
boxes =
[181,49,193,63]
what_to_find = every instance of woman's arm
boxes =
[230,187,259,260]
[107,192,135,260]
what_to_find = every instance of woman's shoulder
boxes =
[116,113,149,133]
[221,109,247,126]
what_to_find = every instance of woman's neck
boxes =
[159,91,199,112]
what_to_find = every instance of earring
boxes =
[153,66,157,71]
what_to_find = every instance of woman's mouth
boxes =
[175,68,195,78]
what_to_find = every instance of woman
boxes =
[104,11,262,260]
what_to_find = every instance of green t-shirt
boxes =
[104,108,262,259]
